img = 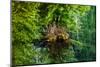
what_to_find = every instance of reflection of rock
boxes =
[32,23,71,63]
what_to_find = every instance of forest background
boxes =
[12,1,96,66]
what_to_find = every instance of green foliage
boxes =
[75,6,96,61]
[12,1,42,65]
[13,44,34,65]
[12,1,96,66]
